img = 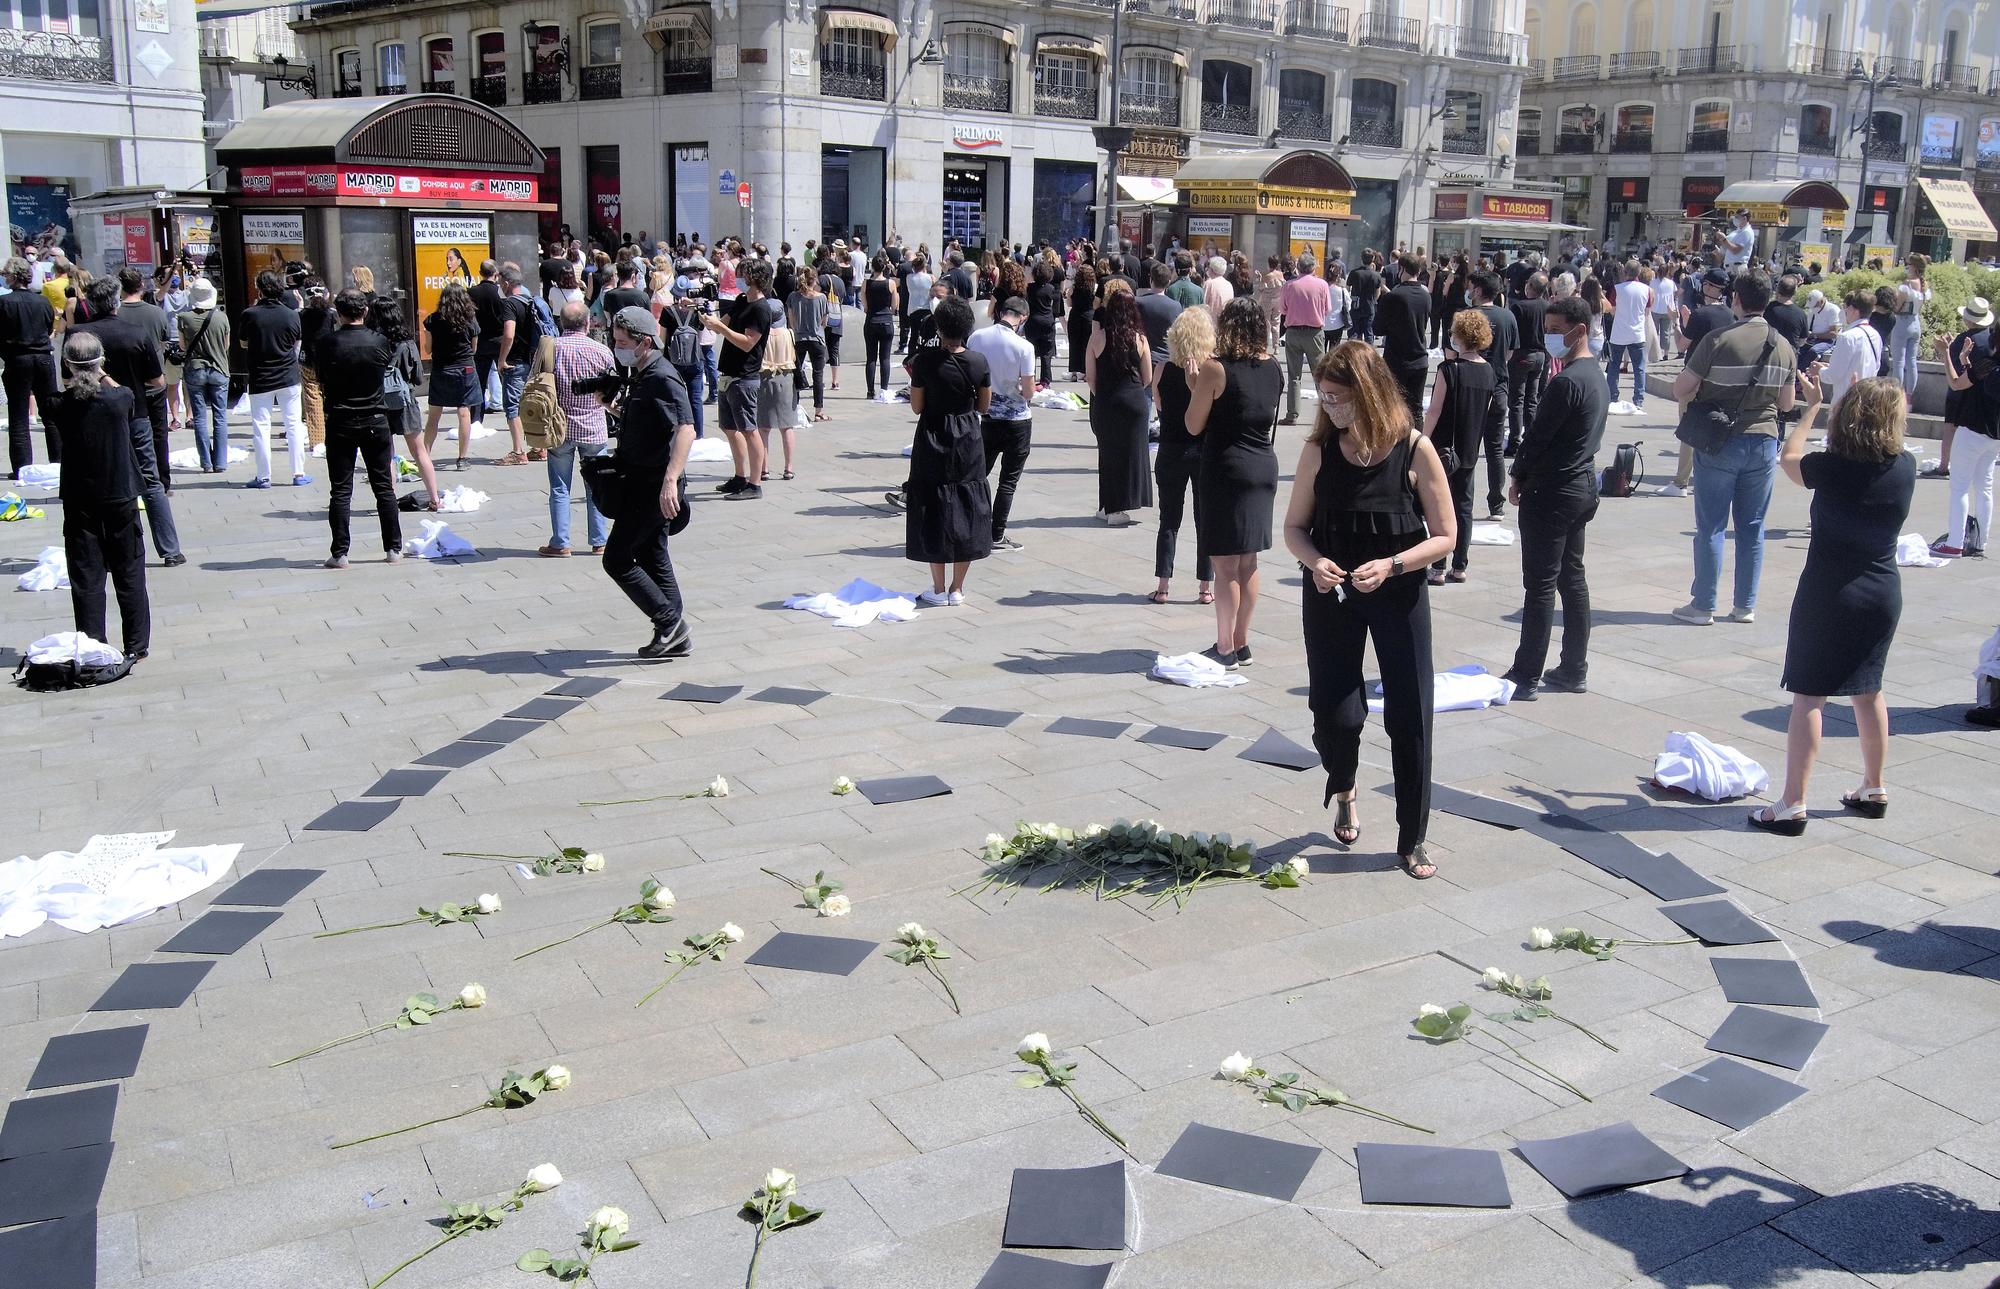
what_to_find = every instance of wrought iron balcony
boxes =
[378,78,407,95]
[1204,0,1277,32]
[525,69,564,104]
[661,54,712,94]
[1677,45,1743,74]
[1790,44,1857,77]
[1282,1,1348,41]
[1864,135,1907,161]
[1932,62,1979,93]
[1687,127,1730,152]
[1607,51,1660,78]
[420,77,455,94]
[1797,132,1838,156]
[1977,170,2000,194]
[1990,67,2000,94]
[1201,99,1259,135]
[334,71,363,98]
[580,64,620,100]
[944,71,1011,113]
[470,72,507,106]
[1609,128,1653,153]
[1555,131,1596,153]
[1277,100,1332,140]
[1551,54,1600,82]
[1435,25,1521,64]
[1120,89,1181,127]
[821,58,887,100]
[1354,10,1419,51]
[0,28,115,83]
[1525,58,1544,81]
[1348,117,1401,148]
[1034,83,1098,120]
[1517,130,1541,156]
[1440,128,1486,155]
[1920,144,1964,168]
[1873,55,1921,81]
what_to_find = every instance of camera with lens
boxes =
[571,369,627,400]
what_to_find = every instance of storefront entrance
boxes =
[943,154,1008,251]
[1604,177,1649,250]
[822,145,885,247]
[1032,160,1095,247]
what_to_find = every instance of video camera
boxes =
[571,369,627,401]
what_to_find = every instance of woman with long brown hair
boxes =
[1085,285,1153,525]
[422,280,481,470]
[1282,340,1456,877]
[1065,263,1097,379]
[1185,297,1280,664]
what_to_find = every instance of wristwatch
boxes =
[1391,554,1404,576]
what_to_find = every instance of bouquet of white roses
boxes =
[514,880,676,960]
[887,923,959,1014]
[963,820,1304,910]
[635,923,745,1007]
[443,845,606,877]
[271,983,486,1067]
[330,1065,571,1149]
[517,1203,641,1282]
[741,1168,822,1289]
[367,1163,562,1288]
[314,894,502,938]
[762,867,848,916]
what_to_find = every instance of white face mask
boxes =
[614,345,640,366]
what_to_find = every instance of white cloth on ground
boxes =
[1151,652,1248,688]
[403,519,477,559]
[686,437,731,463]
[0,832,243,938]
[443,420,501,441]
[783,577,921,628]
[1653,730,1769,801]
[166,444,247,471]
[1895,533,1948,567]
[16,463,60,489]
[1469,521,1515,546]
[1031,389,1087,411]
[434,486,489,513]
[1975,627,2000,703]
[28,632,122,667]
[18,546,68,591]
[1369,663,1515,713]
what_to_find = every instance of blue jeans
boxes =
[1890,317,1922,394]
[1690,433,1779,613]
[676,363,705,436]
[548,439,610,550]
[185,366,229,469]
[1604,341,1646,406]
[699,345,719,402]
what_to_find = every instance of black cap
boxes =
[1702,268,1731,290]
[999,296,1030,318]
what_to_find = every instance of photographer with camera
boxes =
[601,306,697,658]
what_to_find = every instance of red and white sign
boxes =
[737,181,752,208]
[102,214,153,266]
[951,125,1005,150]
[238,164,539,204]
[1479,193,1555,224]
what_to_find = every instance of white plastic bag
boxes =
[1151,652,1247,688]
[28,632,122,667]
[1653,730,1769,801]
[402,519,477,559]
[17,546,67,592]
[1975,626,2000,704]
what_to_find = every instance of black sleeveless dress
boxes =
[1432,358,1496,471]
[1307,431,1431,577]
[1090,346,1154,513]
[1196,357,1282,557]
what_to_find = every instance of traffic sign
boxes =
[737,182,752,208]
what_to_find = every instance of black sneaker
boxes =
[1234,644,1255,667]
[884,490,907,510]
[717,475,746,494]
[162,553,187,568]
[1487,505,1506,521]
[728,484,763,500]
[640,617,693,659]
[1500,669,1539,701]
[993,536,1025,552]
[1539,666,1588,694]
[1200,644,1239,671]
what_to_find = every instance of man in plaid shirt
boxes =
[540,302,617,556]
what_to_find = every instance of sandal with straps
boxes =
[1197,584,1215,605]
[1401,843,1437,880]
[1748,802,1809,836]
[1332,793,1360,847]
[1148,588,1171,605]
[1841,787,1889,819]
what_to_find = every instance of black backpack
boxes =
[15,655,134,691]
[666,315,699,369]
[1600,441,1645,498]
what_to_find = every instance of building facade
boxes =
[286,0,1527,265]
[3,0,208,268]
[1519,0,2000,260]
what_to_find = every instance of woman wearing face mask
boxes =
[1282,340,1456,877]
[1419,310,1495,585]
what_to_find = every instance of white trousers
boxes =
[249,385,306,480]
[1947,426,2000,549]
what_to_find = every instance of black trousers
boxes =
[1323,326,1346,350]
[1507,353,1546,454]
[1432,464,1476,573]
[3,350,59,476]
[1512,472,1598,681]
[1390,361,1427,430]
[795,337,827,410]
[863,321,894,395]
[1154,444,1211,581]
[1303,570,1434,855]
[326,426,402,558]
[602,484,683,629]
[1482,387,1509,512]
[66,497,150,657]
[981,416,1031,540]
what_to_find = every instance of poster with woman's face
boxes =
[414,214,491,358]
[240,213,307,298]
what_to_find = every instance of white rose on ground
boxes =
[1482,966,1508,988]
[524,1163,563,1192]
[1017,1032,1051,1059]
[457,983,487,1008]
[896,922,925,942]
[720,922,745,943]
[476,893,503,914]
[985,833,1005,847]
[1418,1003,1447,1018]
[832,776,855,794]
[709,775,730,798]
[542,1064,571,1090]
[1529,927,1556,949]
[1219,1051,1254,1080]
[820,893,852,918]
[581,853,607,872]
[762,1167,796,1198]
[588,1205,629,1236]
[645,885,676,911]
[1287,856,1311,878]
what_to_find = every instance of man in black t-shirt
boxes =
[1763,275,1810,355]
[603,305,698,658]
[238,268,307,488]
[313,288,400,567]
[703,257,779,499]
[1507,272,1550,458]
[76,279,181,563]
[1348,253,1383,342]
[469,258,512,422]
[598,261,651,320]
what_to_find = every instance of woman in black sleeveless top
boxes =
[1151,307,1215,605]
[1186,298,1281,667]
[1282,340,1457,878]
[1420,309,1497,583]
[863,257,899,399]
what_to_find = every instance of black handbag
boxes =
[164,309,212,368]
[1676,333,1776,454]
[580,452,691,535]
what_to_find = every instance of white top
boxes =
[1325,282,1348,329]
[1825,321,1884,407]
[1610,280,1650,345]
[966,322,1036,421]
[1651,275,1677,316]
[1724,225,1756,268]
[1807,301,1841,338]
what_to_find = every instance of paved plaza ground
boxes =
[4,361,2000,1289]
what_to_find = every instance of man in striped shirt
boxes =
[540,302,616,557]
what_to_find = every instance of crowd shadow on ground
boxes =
[993,647,1157,675]
[416,647,671,678]
[1741,703,1976,736]
[1823,919,2000,969]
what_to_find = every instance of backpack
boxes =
[381,361,412,413]
[518,338,567,451]
[15,655,133,691]
[1600,441,1645,498]
[666,315,699,368]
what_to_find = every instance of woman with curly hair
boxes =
[991,257,1029,326]
[1152,306,1215,605]
[1282,340,1456,877]
[1085,284,1153,525]
[1185,297,1281,664]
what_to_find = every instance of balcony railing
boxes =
[1797,132,1838,156]
[1525,58,1544,81]
[377,78,407,95]
[1432,25,1520,64]
[661,54,712,94]
[1517,130,1541,156]
[944,71,1011,113]
[0,27,115,83]
[1348,117,1401,148]
[1034,83,1098,119]
[1990,67,2000,94]
[580,63,620,100]
[1790,44,1857,77]
[1864,135,1907,161]
[1977,170,2000,194]
[1687,127,1730,152]
[1276,105,1332,140]
[821,58,886,100]
[470,72,507,106]
[1440,128,1486,155]
[1204,0,1277,32]
[1552,54,1600,82]
[1932,62,1979,93]
[1677,45,1743,74]
[334,72,363,98]
[1607,51,1660,78]
[1874,54,1921,82]
[1609,128,1653,153]
[421,77,455,94]
[1555,130,1596,153]
[1201,99,1259,135]
[1282,0,1348,41]
[524,69,564,103]
[1354,10,1419,51]
[1120,89,1181,127]
[1920,145,1965,168]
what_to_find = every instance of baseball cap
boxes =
[613,305,659,338]
[1702,268,1731,290]
[999,296,1029,318]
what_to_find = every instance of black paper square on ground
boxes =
[0,1086,118,1161]
[1710,958,1820,1008]
[505,697,584,721]
[303,800,400,832]
[1000,1162,1126,1250]
[1652,1057,1807,1130]
[1612,851,1728,902]
[743,931,879,976]
[1514,1122,1690,1198]
[155,910,282,955]
[211,869,322,907]
[1238,727,1321,771]
[751,686,828,706]
[1704,1006,1831,1071]
[27,1027,148,1091]
[1155,1122,1322,1201]
[1659,899,1780,946]
[1356,1142,1512,1207]
[461,718,541,745]
[88,962,211,1012]
[0,1213,95,1289]
[974,1251,1113,1289]
[855,775,952,805]
[361,769,449,799]
[1136,725,1227,752]
[413,741,500,769]
[940,706,1021,728]
[549,676,618,698]
[0,1143,113,1223]
[664,683,744,704]
[1046,717,1131,740]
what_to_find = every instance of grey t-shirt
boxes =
[787,291,830,345]
[120,299,172,354]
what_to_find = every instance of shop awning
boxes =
[215,95,542,171]
[1117,177,1177,205]
[943,20,1016,49]
[820,8,898,49]
[1916,177,1999,239]
[1175,149,1356,219]
[1036,34,1105,61]
[1424,217,1589,234]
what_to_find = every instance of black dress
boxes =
[1783,451,1914,696]
[906,346,993,563]
[1090,343,1153,514]
[1196,357,1282,557]
[1066,290,1094,376]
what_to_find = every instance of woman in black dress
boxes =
[1282,340,1457,877]
[422,281,481,472]
[1085,285,1153,526]
[50,330,151,660]
[1151,307,1215,606]
[1184,298,1282,667]
[905,296,992,606]
[1419,309,1496,584]
[1751,375,1914,835]
[1026,261,1061,387]
[1065,264,1097,380]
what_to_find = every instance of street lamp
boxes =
[1094,0,1132,248]
[1847,56,1902,255]
[268,53,317,96]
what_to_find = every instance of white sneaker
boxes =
[915,589,950,607]
[1672,602,1714,625]
[1656,483,1688,497]
[1724,607,1755,623]
[946,590,965,606]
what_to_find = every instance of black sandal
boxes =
[1401,844,1437,879]
[1332,795,1360,846]
[1748,803,1808,836]
[1841,788,1888,819]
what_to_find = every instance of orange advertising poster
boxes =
[240,212,307,296]
[413,214,488,359]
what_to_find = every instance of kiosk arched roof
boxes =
[215,94,543,173]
